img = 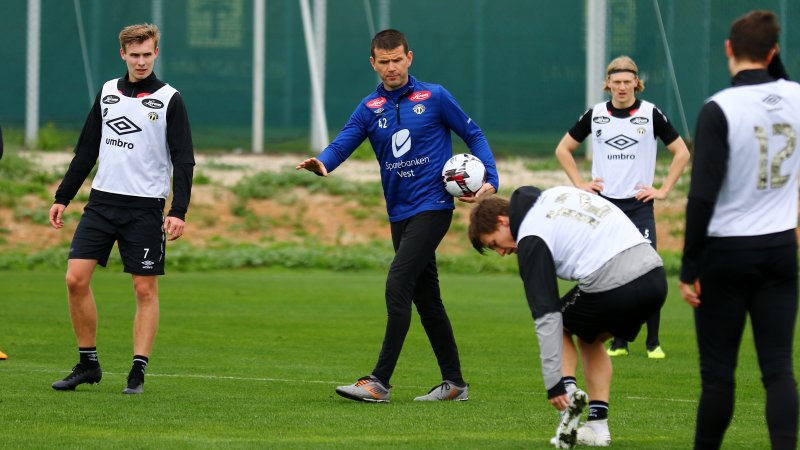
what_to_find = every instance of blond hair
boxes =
[119,23,160,52]
[603,55,645,93]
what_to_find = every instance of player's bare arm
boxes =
[635,137,690,202]
[295,157,328,176]
[164,216,185,241]
[49,204,66,229]
[555,133,603,194]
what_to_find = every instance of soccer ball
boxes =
[442,153,486,197]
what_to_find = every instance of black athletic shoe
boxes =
[51,364,102,390]
[122,375,144,395]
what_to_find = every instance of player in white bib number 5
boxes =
[555,56,690,361]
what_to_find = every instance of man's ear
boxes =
[497,215,509,227]
[765,45,778,65]
[724,39,734,59]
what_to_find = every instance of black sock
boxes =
[562,376,578,391]
[129,355,149,380]
[79,347,99,368]
[370,374,390,388]
[588,401,609,421]
[450,378,467,388]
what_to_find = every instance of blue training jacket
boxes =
[317,75,499,222]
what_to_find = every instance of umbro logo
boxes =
[605,134,638,151]
[106,116,142,135]
[763,94,782,106]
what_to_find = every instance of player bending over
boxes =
[469,186,667,448]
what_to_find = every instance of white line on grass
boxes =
[13,367,702,404]
[15,367,350,386]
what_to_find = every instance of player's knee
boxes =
[701,376,735,394]
[762,370,797,389]
[414,299,445,318]
[65,271,90,294]
[385,296,413,320]
[133,279,158,304]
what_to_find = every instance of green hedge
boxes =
[0,241,686,277]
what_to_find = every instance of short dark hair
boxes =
[468,195,510,254]
[729,10,779,63]
[371,29,408,57]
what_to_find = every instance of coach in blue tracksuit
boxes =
[297,29,498,402]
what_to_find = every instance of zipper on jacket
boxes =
[395,103,400,125]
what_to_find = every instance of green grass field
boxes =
[0,269,787,449]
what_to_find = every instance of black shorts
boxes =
[561,267,667,343]
[69,203,165,275]
[602,195,657,249]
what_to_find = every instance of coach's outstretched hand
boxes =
[296,157,328,177]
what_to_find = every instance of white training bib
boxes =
[517,186,648,281]
[589,100,658,198]
[707,79,800,237]
[93,79,177,199]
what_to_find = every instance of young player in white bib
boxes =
[48,24,195,395]
[680,10,799,450]
[555,56,690,360]
[469,187,667,448]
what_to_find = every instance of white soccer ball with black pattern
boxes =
[442,153,486,197]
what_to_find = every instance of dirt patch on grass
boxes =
[4,151,685,254]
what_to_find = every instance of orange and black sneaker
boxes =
[0,350,7,360]
[414,380,469,401]
[335,375,390,402]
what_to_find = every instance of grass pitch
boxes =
[0,269,786,448]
